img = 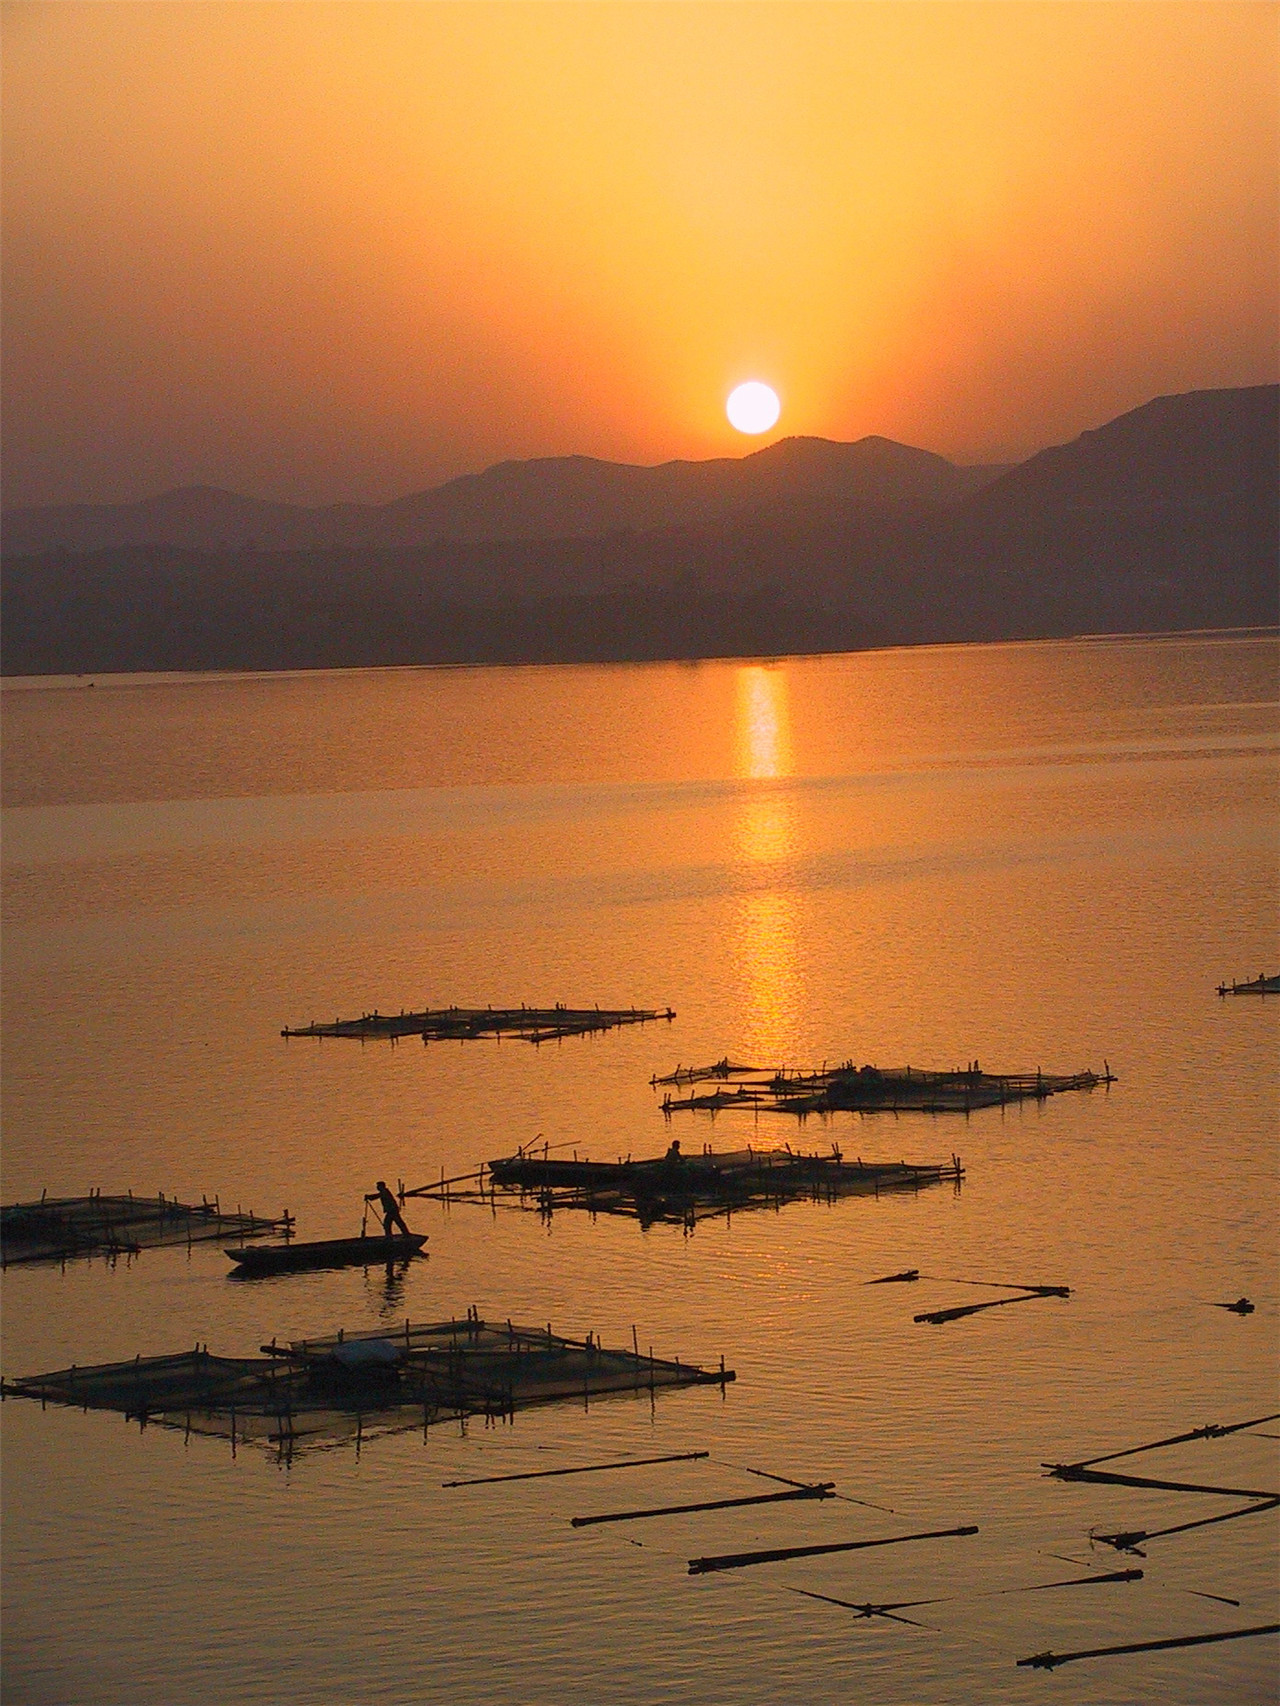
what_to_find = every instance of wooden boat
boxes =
[225,1233,426,1274]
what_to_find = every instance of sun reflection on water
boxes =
[735,664,792,781]
[732,666,804,1060]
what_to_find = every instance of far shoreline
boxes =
[4,625,1277,694]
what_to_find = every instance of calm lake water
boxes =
[2,633,1277,1706]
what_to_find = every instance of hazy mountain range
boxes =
[3,433,1008,555]
[3,385,1275,674]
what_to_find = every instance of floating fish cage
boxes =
[0,1192,289,1268]
[2,1312,732,1459]
[281,1003,675,1044]
[408,1146,963,1227]
[654,1060,1115,1118]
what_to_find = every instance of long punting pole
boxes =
[688,1523,979,1574]
[442,1449,709,1488]
[1018,1623,1280,1670]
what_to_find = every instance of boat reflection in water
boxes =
[371,1258,416,1317]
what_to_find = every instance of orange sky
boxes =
[3,0,1276,505]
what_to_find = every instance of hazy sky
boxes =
[3,1,1276,506]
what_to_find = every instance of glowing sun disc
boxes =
[727,381,781,434]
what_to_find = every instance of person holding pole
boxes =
[369,1180,411,1238]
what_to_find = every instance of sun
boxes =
[726,381,781,435]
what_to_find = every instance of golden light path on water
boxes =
[732,664,804,1062]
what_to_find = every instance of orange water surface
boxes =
[2,633,1277,1705]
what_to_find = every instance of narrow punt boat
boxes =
[225,1232,426,1275]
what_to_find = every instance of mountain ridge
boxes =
[3,385,1274,675]
[2,433,1006,555]
[958,384,1277,523]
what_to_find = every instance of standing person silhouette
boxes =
[373,1180,411,1238]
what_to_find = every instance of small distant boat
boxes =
[225,1233,427,1275]
[1217,973,1280,996]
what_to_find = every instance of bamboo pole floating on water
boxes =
[916,1292,1065,1325]
[712,1461,894,1511]
[719,1463,829,1491]
[1016,1569,1145,1591]
[442,1450,709,1488]
[1017,1623,1280,1670]
[571,1483,835,1527]
[786,1587,939,1628]
[788,1568,1144,1623]
[1049,1467,1278,1499]
[1093,1496,1280,1554]
[688,1523,979,1574]
[1050,1411,1280,1472]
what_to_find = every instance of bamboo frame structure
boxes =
[281,1003,675,1044]
[1,1192,290,1267]
[407,1145,964,1227]
[2,1311,733,1461]
[655,1059,1115,1117]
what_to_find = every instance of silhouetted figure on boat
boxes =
[660,1139,689,1186]
[371,1180,411,1238]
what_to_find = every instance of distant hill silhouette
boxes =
[2,386,1274,674]
[1,435,1004,556]
[959,384,1277,521]
[933,384,1279,641]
